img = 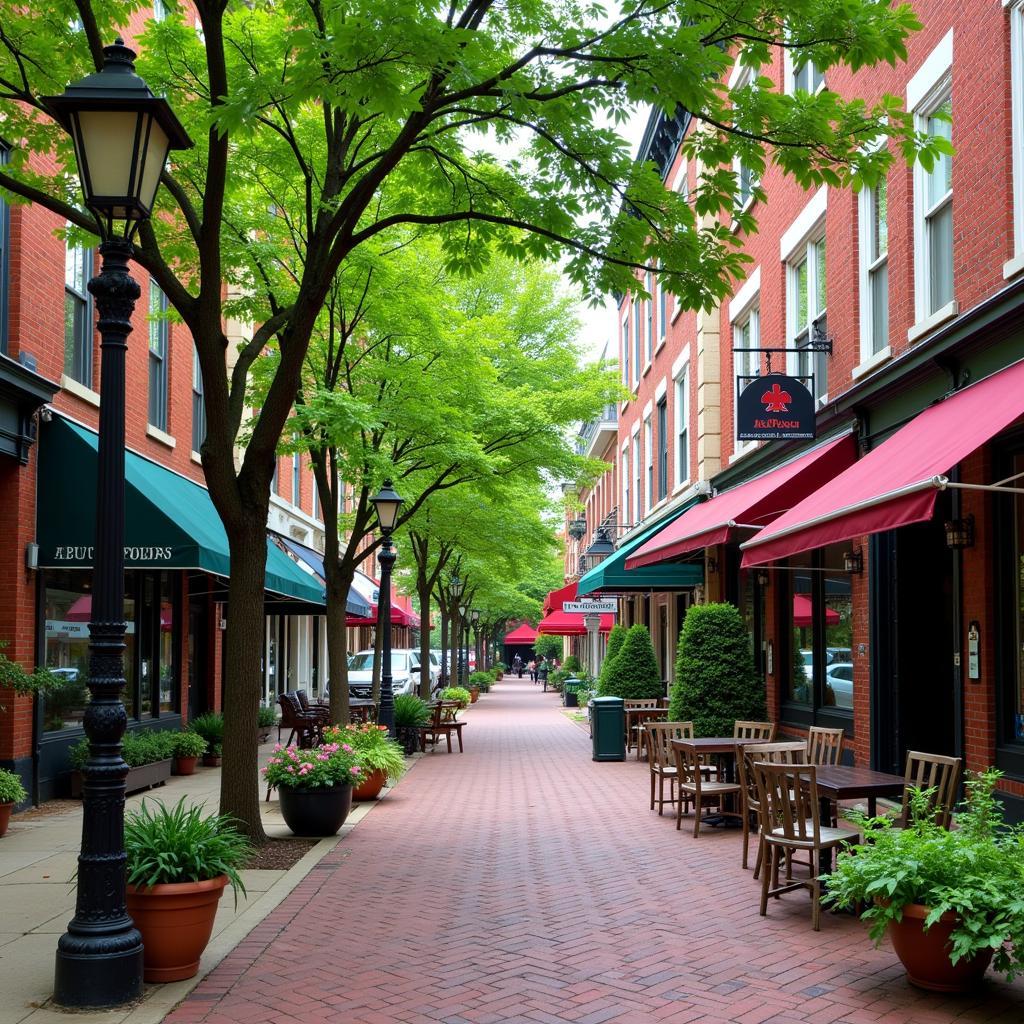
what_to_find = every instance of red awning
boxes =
[345,586,419,628]
[543,580,577,615]
[625,435,855,570]
[503,623,538,644]
[537,610,614,636]
[741,360,1024,567]
[792,594,840,628]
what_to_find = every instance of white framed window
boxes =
[858,176,889,362]
[632,433,641,526]
[1009,4,1024,277]
[733,305,760,457]
[786,235,827,405]
[64,237,92,387]
[621,314,630,390]
[622,444,630,525]
[292,451,301,507]
[152,0,167,21]
[633,299,642,381]
[730,63,758,213]
[312,474,319,522]
[191,345,205,454]
[657,264,667,343]
[674,364,690,488]
[908,30,955,334]
[148,280,169,430]
[644,417,653,514]
[644,271,653,366]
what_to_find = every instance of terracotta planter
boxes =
[173,755,198,777]
[0,802,13,838]
[469,687,479,703]
[202,753,222,767]
[127,874,228,983]
[353,768,387,801]
[887,903,994,992]
[278,783,353,835]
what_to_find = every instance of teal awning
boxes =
[577,505,704,595]
[38,416,324,604]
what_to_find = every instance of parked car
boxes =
[825,662,854,709]
[347,649,438,699]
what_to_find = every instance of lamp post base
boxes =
[54,927,144,1008]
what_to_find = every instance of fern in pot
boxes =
[190,711,225,765]
[393,693,430,754]
[125,797,250,983]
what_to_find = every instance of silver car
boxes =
[347,649,438,699]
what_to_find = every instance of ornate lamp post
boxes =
[471,609,480,674]
[45,40,192,1009]
[449,575,464,685]
[370,480,405,736]
[458,603,469,687]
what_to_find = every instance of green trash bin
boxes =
[591,696,625,761]
[563,677,581,707]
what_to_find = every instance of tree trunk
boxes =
[219,516,270,843]
[324,561,353,726]
[439,605,448,686]
[418,581,432,700]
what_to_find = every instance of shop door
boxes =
[188,599,208,721]
[873,521,959,772]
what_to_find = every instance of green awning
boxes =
[577,504,704,595]
[38,416,324,604]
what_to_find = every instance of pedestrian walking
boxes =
[513,653,524,678]
[528,658,537,682]
[538,656,549,691]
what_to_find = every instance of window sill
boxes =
[190,450,202,465]
[907,300,959,345]
[672,478,692,496]
[671,303,683,325]
[656,335,667,354]
[60,374,100,407]
[852,346,892,380]
[146,424,176,449]
[642,361,652,377]
[729,443,757,465]
[1004,252,1024,281]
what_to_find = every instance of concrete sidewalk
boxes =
[161,679,1024,1024]
[0,740,388,1024]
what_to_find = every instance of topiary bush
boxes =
[597,624,628,694]
[598,624,663,700]
[561,654,581,673]
[669,602,766,735]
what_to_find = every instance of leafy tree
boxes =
[597,624,628,693]
[561,655,581,674]
[669,603,766,735]
[533,635,563,661]
[0,0,943,837]
[599,625,662,700]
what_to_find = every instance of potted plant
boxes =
[468,671,491,702]
[393,693,430,754]
[824,770,1024,992]
[68,731,175,797]
[0,768,27,837]
[125,797,250,982]
[191,711,225,766]
[263,740,365,835]
[326,723,406,800]
[440,686,471,709]
[257,704,276,743]
[171,731,207,776]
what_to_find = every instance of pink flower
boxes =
[342,744,353,753]
[273,743,283,752]
[350,766,361,775]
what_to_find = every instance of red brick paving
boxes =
[164,680,1024,1024]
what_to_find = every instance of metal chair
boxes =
[752,761,859,931]
[645,722,694,816]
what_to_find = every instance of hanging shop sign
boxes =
[736,373,816,441]
[563,600,618,614]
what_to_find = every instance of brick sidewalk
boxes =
[164,681,1024,1024]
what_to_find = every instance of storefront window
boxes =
[160,574,175,712]
[787,556,814,704]
[1014,454,1024,740]
[823,549,853,711]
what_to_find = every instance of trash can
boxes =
[563,677,581,707]
[591,696,625,761]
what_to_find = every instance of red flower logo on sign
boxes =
[761,382,792,413]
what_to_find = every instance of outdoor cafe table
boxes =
[316,697,377,723]
[627,707,669,759]
[810,764,905,818]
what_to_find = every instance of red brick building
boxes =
[574,0,1024,817]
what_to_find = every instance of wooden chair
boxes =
[752,761,860,931]
[277,692,322,748]
[806,726,845,766]
[735,720,776,741]
[737,741,807,874]
[674,742,743,837]
[645,722,694,816]
[898,751,962,828]
[295,689,331,729]
[624,699,659,754]
[417,701,466,753]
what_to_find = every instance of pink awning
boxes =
[626,435,855,570]
[543,580,577,615]
[741,359,1024,566]
[503,623,538,644]
[792,594,840,628]
[346,581,419,628]
[537,610,614,636]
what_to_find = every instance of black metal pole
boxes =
[377,535,396,736]
[54,239,144,1008]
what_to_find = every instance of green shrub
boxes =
[547,668,570,692]
[533,634,563,661]
[172,731,208,758]
[0,767,27,804]
[669,602,766,735]
[598,625,663,700]
[257,705,277,728]
[562,655,581,673]
[190,711,225,755]
[325,724,408,782]
[441,686,472,708]
[69,731,177,772]
[125,797,250,899]
[597,624,628,693]
[393,693,431,728]
[469,671,491,686]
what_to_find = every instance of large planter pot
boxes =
[278,783,353,836]
[396,725,420,755]
[469,687,479,704]
[0,802,12,838]
[353,768,387,801]
[127,874,228,983]
[887,903,994,992]
[202,753,222,767]
[172,755,198,777]
[71,758,172,798]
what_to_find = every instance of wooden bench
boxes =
[417,701,466,753]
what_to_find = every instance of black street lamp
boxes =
[471,609,480,672]
[45,40,192,1010]
[449,575,463,685]
[370,480,404,736]
[458,603,469,687]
